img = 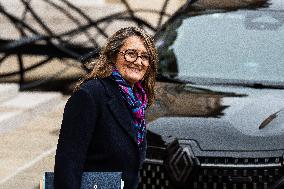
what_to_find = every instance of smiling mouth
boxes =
[127,66,141,73]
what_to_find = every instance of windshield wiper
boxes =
[238,83,284,89]
[182,77,284,89]
[259,109,283,129]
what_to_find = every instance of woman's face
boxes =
[115,35,149,87]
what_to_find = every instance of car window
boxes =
[157,10,284,85]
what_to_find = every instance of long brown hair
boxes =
[74,27,158,107]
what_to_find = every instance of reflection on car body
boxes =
[138,0,284,189]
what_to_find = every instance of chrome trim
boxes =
[144,158,283,168]
[201,162,282,168]
[144,158,163,164]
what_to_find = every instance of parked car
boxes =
[138,0,284,189]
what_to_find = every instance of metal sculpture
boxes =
[0,0,173,89]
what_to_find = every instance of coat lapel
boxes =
[100,77,138,147]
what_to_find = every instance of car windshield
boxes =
[156,9,284,86]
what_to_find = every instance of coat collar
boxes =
[99,77,138,147]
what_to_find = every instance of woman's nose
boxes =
[133,56,143,66]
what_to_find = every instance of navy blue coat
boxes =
[54,77,147,189]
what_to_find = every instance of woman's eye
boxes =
[127,52,136,58]
[142,55,149,61]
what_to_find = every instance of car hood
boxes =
[146,82,284,151]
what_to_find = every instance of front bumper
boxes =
[138,140,284,189]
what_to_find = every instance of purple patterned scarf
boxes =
[111,67,148,146]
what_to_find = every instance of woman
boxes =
[54,27,158,189]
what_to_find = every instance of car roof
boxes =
[186,0,284,12]
[264,0,284,11]
[161,0,284,30]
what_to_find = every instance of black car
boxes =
[138,0,284,189]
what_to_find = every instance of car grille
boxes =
[138,157,284,189]
[138,161,174,189]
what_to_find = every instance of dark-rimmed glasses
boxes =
[119,49,150,66]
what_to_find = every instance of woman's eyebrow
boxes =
[125,48,148,54]
[139,50,149,54]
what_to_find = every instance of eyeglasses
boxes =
[119,49,150,66]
